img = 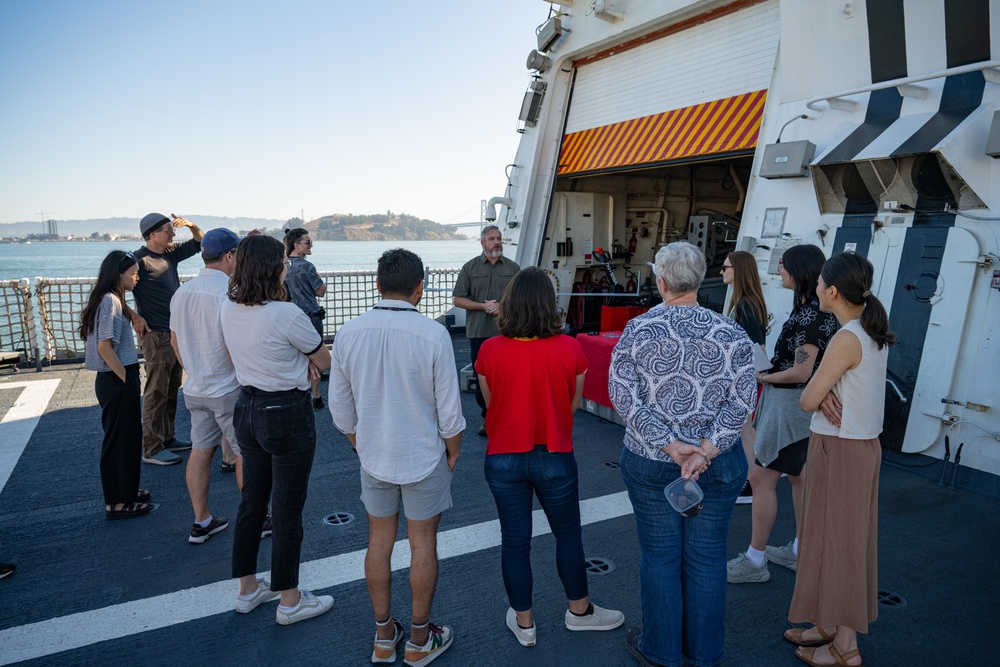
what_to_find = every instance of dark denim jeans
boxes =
[484,446,588,611]
[620,445,747,667]
[231,386,316,592]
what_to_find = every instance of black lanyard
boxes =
[372,306,419,313]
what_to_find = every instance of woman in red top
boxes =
[476,267,624,648]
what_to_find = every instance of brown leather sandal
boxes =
[784,626,836,647]
[796,644,861,667]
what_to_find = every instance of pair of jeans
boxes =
[484,446,588,611]
[620,445,747,667]
[95,364,142,505]
[140,331,183,457]
[231,386,316,592]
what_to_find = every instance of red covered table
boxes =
[576,332,622,409]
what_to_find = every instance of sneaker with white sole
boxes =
[188,515,229,544]
[403,623,454,666]
[372,617,405,663]
[735,480,753,504]
[564,603,625,632]
[142,450,182,466]
[235,579,278,613]
[727,552,770,583]
[765,540,798,571]
[275,589,334,625]
[260,514,273,539]
[505,607,536,647]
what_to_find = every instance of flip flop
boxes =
[785,626,836,647]
[137,489,151,503]
[105,502,152,520]
[796,644,861,667]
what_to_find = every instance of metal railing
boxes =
[0,268,461,364]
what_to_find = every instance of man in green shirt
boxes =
[452,225,521,435]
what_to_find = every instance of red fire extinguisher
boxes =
[628,229,638,254]
[626,272,637,294]
[582,268,593,285]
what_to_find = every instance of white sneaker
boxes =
[727,552,770,583]
[765,540,798,571]
[564,603,625,632]
[372,617,405,663]
[505,607,536,647]
[275,589,334,625]
[403,623,454,666]
[235,579,278,614]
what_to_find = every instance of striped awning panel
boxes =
[557,89,767,176]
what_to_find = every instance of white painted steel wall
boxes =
[564,0,779,134]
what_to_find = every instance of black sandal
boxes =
[220,461,236,474]
[105,502,152,520]
[137,489,151,503]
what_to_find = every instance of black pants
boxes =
[95,364,142,506]
[470,337,488,419]
[231,386,316,592]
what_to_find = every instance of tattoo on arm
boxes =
[795,347,810,365]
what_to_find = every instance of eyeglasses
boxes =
[297,239,313,246]
[721,264,733,271]
[118,251,135,271]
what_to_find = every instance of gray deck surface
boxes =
[0,332,997,666]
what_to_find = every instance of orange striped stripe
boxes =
[557,90,767,176]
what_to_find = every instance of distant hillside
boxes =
[0,215,286,239]
[307,213,463,241]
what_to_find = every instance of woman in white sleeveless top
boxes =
[787,252,895,667]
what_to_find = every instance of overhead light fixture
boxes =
[537,17,564,53]
[526,49,552,73]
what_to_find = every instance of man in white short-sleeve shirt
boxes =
[328,248,465,666]
[170,228,242,545]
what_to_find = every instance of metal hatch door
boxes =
[878,225,980,453]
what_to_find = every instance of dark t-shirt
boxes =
[132,239,201,332]
[768,298,839,389]
[733,299,766,346]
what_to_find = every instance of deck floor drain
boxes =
[877,589,907,607]
[585,557,615,575]
[322,511,354,526]
[603,460,621,469]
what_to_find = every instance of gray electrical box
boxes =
[986,110,1000,158]
[760,140,816,178]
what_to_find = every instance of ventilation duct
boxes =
[810,153,985,214]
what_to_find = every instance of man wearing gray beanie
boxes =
[132,213,204,465]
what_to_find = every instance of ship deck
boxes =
[0,332,997,666]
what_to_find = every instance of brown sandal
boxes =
[796,644,861,667]
[784,626,836,647]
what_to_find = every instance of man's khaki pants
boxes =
[140,331,183,458]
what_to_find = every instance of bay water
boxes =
[0,239,483,282]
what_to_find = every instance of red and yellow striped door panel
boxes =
[557,89,767,176]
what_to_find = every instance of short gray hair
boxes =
[480,225,500,241]
[653,242,706,294]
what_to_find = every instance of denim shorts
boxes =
[360,451,453,521]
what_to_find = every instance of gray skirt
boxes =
[752,383,812,468]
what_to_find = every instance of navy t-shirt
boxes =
[132,239,201,332]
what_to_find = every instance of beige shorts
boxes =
[360,452,453,521]
[185,387,240,456]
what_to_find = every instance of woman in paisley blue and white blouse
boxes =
[609,241,757,667]
[726,244,839,586]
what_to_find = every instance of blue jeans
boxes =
[231,386,316,592]
[484,447,588,611]
[620,445,747,667]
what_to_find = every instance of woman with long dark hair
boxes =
[727,244,838,584]
[283,227,327,410]
[476,267,624,647]
[81,250,150,519]
[221,235,333,625]
[722,250,769,504]
[786,253,894,667]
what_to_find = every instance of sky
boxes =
[0,0,548,226]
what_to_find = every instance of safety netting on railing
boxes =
[0,279,35,362]
[24,268,461,360]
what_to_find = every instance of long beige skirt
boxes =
[788,432,881,633]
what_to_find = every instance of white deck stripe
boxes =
[0,379,61,495]
[0,491,634,664]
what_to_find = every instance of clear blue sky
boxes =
[0,0,547,226]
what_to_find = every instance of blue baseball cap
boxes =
[201,228,241,255]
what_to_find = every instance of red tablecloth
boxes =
[577,332,622,409]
